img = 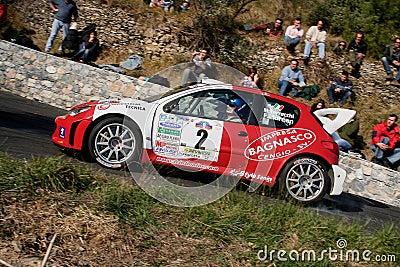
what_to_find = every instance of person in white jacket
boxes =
[303,20,326,64]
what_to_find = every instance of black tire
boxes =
[279,157,330,204]
[88,117,142,169]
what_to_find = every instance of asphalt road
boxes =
[0,90,399,230]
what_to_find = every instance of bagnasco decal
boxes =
[244,128,316,161]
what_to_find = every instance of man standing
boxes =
[303,20,326,64]
[347,32,367,78]
[326,70,353,107]
[382,37,400,86]
[284,17,304,54]
[277,59,306,96]
[45,0,78,54]
[371,114,400,169]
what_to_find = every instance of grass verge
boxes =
[0,153,399,266]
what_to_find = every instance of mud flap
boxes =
[330,164,346,195]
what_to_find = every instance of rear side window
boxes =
[260,97,300,128]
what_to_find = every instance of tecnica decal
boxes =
[244,128,316,161]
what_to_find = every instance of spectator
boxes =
[382,37,400,86]
[252,18,284,38]
[310,98,325,112]
[370,114,400,169]
[45,0,78,54]
[180,48,212,87]
[277,59,306,96]
[178,0,190,12]
[241,66,260,88]
[0,3,7,25]
[303,20,326,65]
[284,17,304,54]
[333,41,346,55]
[150,0,174,12]
[72,30,100,63]
[347,32,367,78]
[332,116,360,152]
[326,70,353,107]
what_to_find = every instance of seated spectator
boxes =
[241,66,260,88]
[277,59,306,96]
[332,116,360,152]
[303,20,326,65]
[252,18,284,38]
[326,70,353,107]
[178,0,190,12]
[284,17,304,54]
[180,48,212,87]
[347,32,367,78]
[382,37,400,86]
[310,99,325,112]
[72,30,100,63]
[333,41,346,55]
[370,114,400,169]
[150,0,174,12]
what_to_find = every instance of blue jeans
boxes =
[278,80,298,96]
[304,41,325,58]
[284,36,301,47]
[381,57,400,80]
[326,87,352,106]
[45,19,70,52]
[370,137,400,165]
[332,132,352,151]
[74,48,92,62]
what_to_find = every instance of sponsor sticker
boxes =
[244,128,316,161]
[159,121,182,129]
[158,127,181,136]
[59,126,66,139]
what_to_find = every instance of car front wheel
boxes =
[280,157,330,203]
[88,117,141,169]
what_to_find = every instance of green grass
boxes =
[1,153,399,266]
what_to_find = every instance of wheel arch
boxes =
[276,152,333,189]
[81,113,144,161]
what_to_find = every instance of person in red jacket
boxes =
[371,114,400,169]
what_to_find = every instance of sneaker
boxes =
[390,79,400,86]
[386,73,394,80]
[382,158,394,169]
[371,157,383,164]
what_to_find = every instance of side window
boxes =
[163,90,254,124]
[261,97,300,128]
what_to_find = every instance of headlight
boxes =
[68,106,92,116]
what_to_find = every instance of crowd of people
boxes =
[42,1,399,170]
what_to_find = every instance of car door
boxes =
[150,89,256,173]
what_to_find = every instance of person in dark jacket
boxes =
[72,30,99,63]
[347,32,367,78]
[370,114,400,169]
[252,18,284,38]
[332,117,360,152]
[326,70,353,107]
[382,37,400,86]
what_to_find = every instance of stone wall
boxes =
[0,40,399,208]
[339,153,400,207]
[0,40,168,109]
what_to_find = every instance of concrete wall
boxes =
[1,40,399,207]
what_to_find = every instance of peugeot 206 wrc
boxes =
[52,83,355,203]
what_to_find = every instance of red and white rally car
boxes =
[52,83,355,203]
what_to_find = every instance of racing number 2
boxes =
[195,129,208,150]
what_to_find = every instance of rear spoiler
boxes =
[313,108,356,134]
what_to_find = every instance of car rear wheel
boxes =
[279,157,330,203]
[88,117,141,169]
